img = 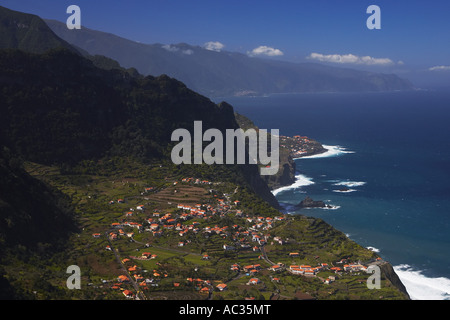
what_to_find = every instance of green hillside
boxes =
[0,5,410,301]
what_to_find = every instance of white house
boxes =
[223,244,235,251]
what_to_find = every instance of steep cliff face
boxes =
[262,146,297,190]
[379,262,411,299]
[236,164,280,209]
[234,113,297,191]
[278,154,297,186]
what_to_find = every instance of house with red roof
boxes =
[122,290,134,298]
[247,278,261,285]
[216,283,228,291]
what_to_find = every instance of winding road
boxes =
[105,230,148,300]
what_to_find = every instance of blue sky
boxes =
[2,0,450,83]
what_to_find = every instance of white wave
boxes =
[394,264,450,300]
[332,189,357,193]
[366,246,380,253]
[334,181,366,188]
[321,205,341,210]
[272,174,314,196]
[295,145,355,159]
[301,204,341,210]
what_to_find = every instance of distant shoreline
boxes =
[215,89,420,100]
[293,144,355,160]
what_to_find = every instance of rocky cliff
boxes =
[379,262,411,299]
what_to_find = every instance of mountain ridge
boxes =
[45,19,414,98]
[0,6,78,54]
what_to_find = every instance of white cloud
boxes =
[182,49,194,55]
[307,52,395,66]
[162,45,194,56]
[204,41,225,52]
[162,44,179,52]
[248,46,284,57]
[429,65,450,71]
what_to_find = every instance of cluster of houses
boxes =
[115,256,172,298]
[181,177,212,185]
[97,179,292,298]
[103,185,288,256]
[228,257,375,287]
[285,259,374,285]
[288,263,327,276]
[95,177,379,299]
[279,135,309,156]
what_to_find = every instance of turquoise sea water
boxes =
[222,90,450,300]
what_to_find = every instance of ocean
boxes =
[222,90,450,300]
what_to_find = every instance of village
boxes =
[90,175,384,300]
[279,135,326,159]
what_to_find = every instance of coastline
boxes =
[393,265,450,300]
[293,144,355,160]
[271,143,450,300]
[271,173,313,196]
[271,144,353,196]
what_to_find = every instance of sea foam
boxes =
[277,145,355,197]
[295,145,355,159]
[334,181,366,188]
[332,180,366,193]
[394,264,450,300]
[332,189,357,193]
[271,174,314,196]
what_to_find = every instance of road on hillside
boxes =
[106,230,147,300]
[260,245,276,266]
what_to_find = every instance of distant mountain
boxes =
[0,6,77,54]
[46,19,413,97]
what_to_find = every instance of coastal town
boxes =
[87,174,394,301]
[279,135,326,159]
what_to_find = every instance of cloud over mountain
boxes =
[44,19,414,97]
[429,65,450,71]
[308,53,395,66]
[162,45,194,55]
[248,46,284,57]
[204,41,225,52]
[162,44,179,52]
